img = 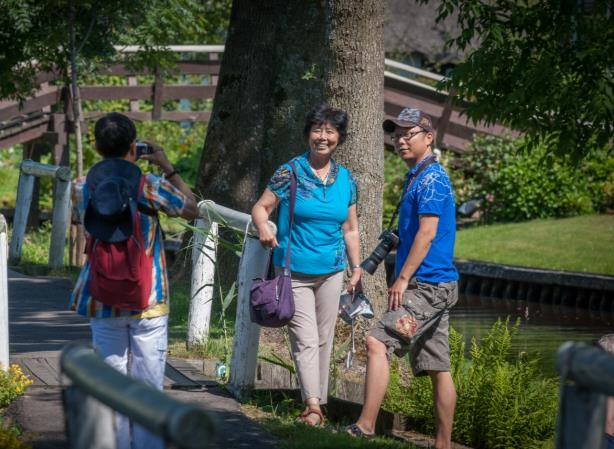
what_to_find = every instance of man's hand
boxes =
[387,276,409,311]
[138,141,173,174]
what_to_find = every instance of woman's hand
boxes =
[251,189,281,249]
[387,276,409,311]
[346,267,362,293]
[258,226,279,248]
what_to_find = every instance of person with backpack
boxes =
[69,112,198,449]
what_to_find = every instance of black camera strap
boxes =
[386,155,437,230]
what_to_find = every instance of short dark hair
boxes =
[94,113,137,158]
[303,103,348,145]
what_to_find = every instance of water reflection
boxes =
[450,294,614,377]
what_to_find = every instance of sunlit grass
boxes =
[455,214,614,275]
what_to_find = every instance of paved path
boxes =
[6,269,278,449]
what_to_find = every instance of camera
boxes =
[136,140,154,158]
[360,229,400,275]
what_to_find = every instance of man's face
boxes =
[392,125,433,163]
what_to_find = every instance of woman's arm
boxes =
[251,188,281,248]
[342,204,362,292]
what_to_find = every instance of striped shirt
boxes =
[69,173,186,318]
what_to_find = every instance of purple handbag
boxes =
[249,162,297,327]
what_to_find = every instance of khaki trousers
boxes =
[286,270,344,404]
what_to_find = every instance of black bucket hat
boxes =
[84,159,142,243]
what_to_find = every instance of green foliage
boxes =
[0,421,31,449]
[423,0,614,158]
[383,320,559,449]
[0,0,143,99]
[451,134,614,222]
[0,0,231,99]
[118,0,231,73]
[382,149,408,225]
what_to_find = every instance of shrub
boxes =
[451,134,614,223]
[0,364,33,408]
[383,319,559,449]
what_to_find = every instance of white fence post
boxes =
[0,214,9,371]
[191,200,276,397]
[49,167,71,268]
[228,235,271,398]
[9,166,35,262]
[187,218,218,348]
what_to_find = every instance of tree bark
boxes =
[195,0,386,313]
[323,0,386,315]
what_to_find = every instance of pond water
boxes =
[449,294,614,377]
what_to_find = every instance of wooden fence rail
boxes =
[9,160,71,267]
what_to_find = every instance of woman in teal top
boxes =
[252,104,362,426]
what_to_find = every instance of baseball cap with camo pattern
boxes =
[382,107,434,133]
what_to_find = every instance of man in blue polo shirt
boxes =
[347,108,458,449]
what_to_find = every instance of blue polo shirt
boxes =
[267,151,358,275]
[395,157,458,283]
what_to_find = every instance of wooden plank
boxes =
[101,60,220,76]
[128,76,139,111]
[20,357,61,386]
[161,85,216,100]
[83,111,211,122]
[152,70,163,120]
[80,85,215,102]
[80,85,152,101]
[0,121,49,149]
[0,85,60,122]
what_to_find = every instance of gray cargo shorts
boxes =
[369,280,458,376]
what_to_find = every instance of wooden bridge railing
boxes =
[0,45,512,158]
[9,160,71,267]
[0,214,8,371]
[188,199,277,397]
[61,342,216,449]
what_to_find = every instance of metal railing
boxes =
[555,341,614,449]
[0,214,8,370]
[9,160,71,267]
[61,342,216,449]
[188,200,276,397]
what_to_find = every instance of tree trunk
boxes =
[70,18,85,265]
[195,0,386,313]
[323,0,386,315]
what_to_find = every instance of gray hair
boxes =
[597,334,614,354]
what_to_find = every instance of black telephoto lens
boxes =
[360,230,399,275]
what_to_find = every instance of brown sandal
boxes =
[296,406,326,427]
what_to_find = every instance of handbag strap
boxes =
[386,155,437,230]
[283,161,298,274]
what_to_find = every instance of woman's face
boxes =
[308,122,340,159]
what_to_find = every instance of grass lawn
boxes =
[455,214,614,275]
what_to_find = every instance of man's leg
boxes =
[429,370,456,449]
[90,317,131,449]
[129,315,168,449]
[355,336,390,434]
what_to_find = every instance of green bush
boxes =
[383,319,559,449]
[451,135,614,223]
